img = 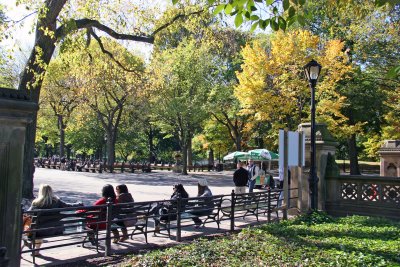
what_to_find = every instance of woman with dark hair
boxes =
[79,184,117,244]
[114,184,134,242]
[100,184,117,202]
[153,183,189,233]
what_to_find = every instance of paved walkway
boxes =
[21,168,280,266]
[31,168,238,206]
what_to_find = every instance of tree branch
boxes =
[55,18,154,43]
[152,8,205,36]
[88,29,143,74]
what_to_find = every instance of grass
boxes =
[121,213,400,267]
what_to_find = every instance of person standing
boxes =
[233,162,248,194]
[247,159,259,193]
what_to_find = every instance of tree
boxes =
[150,39,214,174]
[175,0,396,32]
[66,108,105,158]
[68,39,145,171]
[7,0,204,198]
[41,57,80,157]
[205,29,251,151]
[235,30,353,146]
[303,0,400,172]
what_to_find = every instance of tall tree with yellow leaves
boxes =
[235,30,354,148]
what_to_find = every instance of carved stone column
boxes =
[378,140,400,177]
[297,123,338,211]
[0,88,37,267]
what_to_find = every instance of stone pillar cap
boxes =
[378,140,400,154]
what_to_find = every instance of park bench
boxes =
[49,161,61,169]
[22,205,95,265]
[151,163,173,171]
[109,202,152,244]
[154,195,224,239]
[187,164,208,172]
[82,163,102,173]
[220,190,283,225]
[22,201,152,262]
[21,191,286,263]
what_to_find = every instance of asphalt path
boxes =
[32,168,237,206]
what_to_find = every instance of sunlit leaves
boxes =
[234,13,243,27]
[213,4,225,15]
[235,30,354,137]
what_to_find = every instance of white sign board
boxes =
[279,130,305,167]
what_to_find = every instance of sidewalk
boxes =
[31,168,238,206]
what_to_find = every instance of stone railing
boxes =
[325,175,400,220]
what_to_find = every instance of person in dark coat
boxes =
[191,179,213,228]
[233,162,248,194]
[153,184,189,234]
[114,184,134,242]
[28,184,82,255]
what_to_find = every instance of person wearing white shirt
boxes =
[247,159,259,193]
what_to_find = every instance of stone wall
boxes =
[0,88,37,267]
[378,140,400,177]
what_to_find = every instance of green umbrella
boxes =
[223,151,249,161]
[248,149,279,160]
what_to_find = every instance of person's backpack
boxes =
[268,174,275,188]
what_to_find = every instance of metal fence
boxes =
[21,189,285,265]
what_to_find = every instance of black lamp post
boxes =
[104,135,108,163]
[304,59,322,210]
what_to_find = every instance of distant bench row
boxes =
[34,160,215,173]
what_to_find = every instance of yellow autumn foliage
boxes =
[235,30,356,137]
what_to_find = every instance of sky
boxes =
[1,1,35,59]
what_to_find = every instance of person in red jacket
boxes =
[78,184,117,244]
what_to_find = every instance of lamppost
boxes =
[304,59,322,210]
[104,135,108,163]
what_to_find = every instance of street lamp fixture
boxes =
[304,59,322,210]
[104,135,108,162]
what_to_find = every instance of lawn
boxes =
[122,212,400,267]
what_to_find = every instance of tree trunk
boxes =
[208,149,214,166]
[19,1,66,199]
[148,127,155,163]
[58,115,65,157]
[107,133,116,173]
[235,134,242,151]
[66,145,72,159]
[347,134,360,175]
[187,136,193,166]
[182,144,188,175]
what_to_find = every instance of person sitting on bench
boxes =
[152,184,189,234]
[78,184,117,245]
[114,184,135,242]
[191,179,213,228]
[27,184,82,256]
